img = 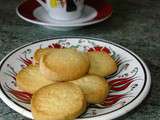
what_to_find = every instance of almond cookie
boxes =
[31,82,86,120]
[88,51,117,77]
[71,75,109,104]
[16,64,54,94]
[40,48,90,81]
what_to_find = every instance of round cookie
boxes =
[71,75,109,104]
[40,48,90,82]
[16,64,54,94]
[88,51,117,77]
[33,48,56,65]
[31,82,86,120]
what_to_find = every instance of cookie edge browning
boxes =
[33,48,56,65]
[39,49,90,82]
[88,51,118,77]
[71,75,109,104]
[16,64,54,94]
[39,54,62,81]
[31,82,87,120]
[33,48,42,65]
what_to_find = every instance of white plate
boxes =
[0,37,151,120]
[33,5,97,25]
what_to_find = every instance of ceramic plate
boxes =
[33,5,97,25]
[0,37,151,120]
[16,0,112,28]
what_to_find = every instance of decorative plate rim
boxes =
[0,36,151,120]
[15,0,112,27]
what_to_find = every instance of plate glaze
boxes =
[0,37,151,120]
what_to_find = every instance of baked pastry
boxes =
[88,51,117,77]
[33,48,56,64]
[40,48,90,82]
[71,75,109,104]
[16,64,54,94]
[31,82,86,120]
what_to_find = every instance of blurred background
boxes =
[0,0,160,119]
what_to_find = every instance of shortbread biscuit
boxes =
[40,48,90,81]
[16,64,54,94]
[71,75,109,104]
[88,51,117,77]
[33,48,56,64]
[31,82,86,120]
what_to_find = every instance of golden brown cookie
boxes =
[33,48,56,65]
[40,48,90,82]
[16,64,54,94]
[88,51,117,77]
[31,82,86,120]
[71,75,109,104]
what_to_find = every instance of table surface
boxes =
[0,0,160,119]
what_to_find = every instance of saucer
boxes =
[33,5,97,25]
[16,0,112,30]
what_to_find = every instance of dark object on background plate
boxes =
[66,0,77,11]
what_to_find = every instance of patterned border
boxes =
[0,37,148,119]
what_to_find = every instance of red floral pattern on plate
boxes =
[88,46,111,54]
[1,38,148,120]
[5,43,138,107]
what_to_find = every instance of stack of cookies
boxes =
[16,48,117,120]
